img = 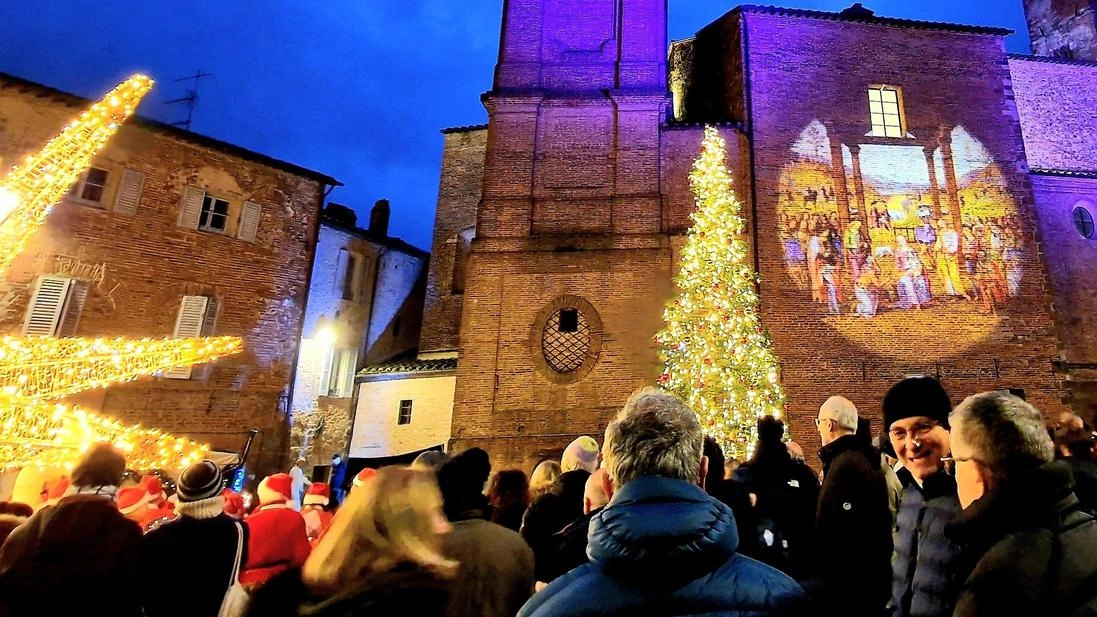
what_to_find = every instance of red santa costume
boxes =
[301,482,334,546]
[222,488,246,519]
[240,473,311,589]
[137,476,176,532]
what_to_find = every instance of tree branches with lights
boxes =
[0,76,242,471]
[656,126,786,459]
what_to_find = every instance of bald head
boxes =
[584,469,609,514]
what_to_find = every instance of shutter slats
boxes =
[164,296,209,379]
[200,297,219,337]
[113,169,145,215]
[23,277,73,336]
[56,281,89,337]
[177,186,205,230]
[237,201,261,242]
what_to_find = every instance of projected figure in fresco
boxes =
[777,121,1022,321]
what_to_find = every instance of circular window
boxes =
[1074,204,1095,239]
[530,295,603,384]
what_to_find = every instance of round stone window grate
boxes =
[1074,204,1095,240]
[542,308,591,373]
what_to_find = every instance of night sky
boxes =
[0,1,1031,250]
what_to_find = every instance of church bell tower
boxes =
[1022,0,1097,59]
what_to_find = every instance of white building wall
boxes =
[350,375,455,458]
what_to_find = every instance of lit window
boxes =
[199,195,230,233]
[398,400,413,425]
[868,86,905,138]
[1074,205,1095,239]
[70,167,110,205]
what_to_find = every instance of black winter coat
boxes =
[0,494,142,617]
[889,468,964,617]
[521,469,590,581]
[734,445,820,577]
[540,507,602,583]
[141,514,247,617]
[809,434,893,617]
[947,461,1097,617]
[245,564,450,617]
[1065,456,1097,514]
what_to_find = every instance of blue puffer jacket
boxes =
[517,476,810,617]
[889,468,964,617]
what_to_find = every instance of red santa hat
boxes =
[44,477,71,503]
[222,488,245,519]
[257,473,293,506]
[303,482,330,507]
[117,486,152,515]
[139,475,166,502]
[352,468,376,489]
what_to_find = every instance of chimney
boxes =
[321,202,357,228]
[369,199,391,237]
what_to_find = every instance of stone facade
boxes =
[351,360,457,460]
[441,2,1087,470]
[0,73,338,476]
[1023,0,1097,59]
[290,205,428,467]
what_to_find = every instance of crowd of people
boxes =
[2,376,1097,617]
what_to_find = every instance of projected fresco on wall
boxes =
[777,121,1024,355]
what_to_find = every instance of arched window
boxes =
[1073,203,1095,240]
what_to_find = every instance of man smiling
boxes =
[883,376,964,617]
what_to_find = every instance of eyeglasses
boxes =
[888,421,939,442]
[940,454,978,465]
[814,417,835,428]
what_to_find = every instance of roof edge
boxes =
[0,72,342,186]
[441,124,489,135]
[320,218,429,257]
[1030,168,1097,180]
[1008,53,1097,68]
[735,4,1013,37]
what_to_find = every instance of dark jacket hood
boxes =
[588,476,737,588]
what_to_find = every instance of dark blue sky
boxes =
[0,1,1030,250]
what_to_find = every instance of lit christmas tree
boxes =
[0,75,242,471]
[656,126,786,459]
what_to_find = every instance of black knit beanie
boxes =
[882,376,952,430]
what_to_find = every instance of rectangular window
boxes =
[23,276,88,337]
[559,308,579,333]
[342,253,361,301]
[199,195,230,233]
[163,295,220,379]
[868,86,905,138]
[397,400,413,425]
[326,348,358,398]
[69,167,110,206]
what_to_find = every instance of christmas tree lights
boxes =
[0,75,242,471]
[0,74,153,279]
[656,126,786,459]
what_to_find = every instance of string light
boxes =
[0,75,242,472]
[656,126,787,459]
[0,335,242,405]
[0,74,153,279]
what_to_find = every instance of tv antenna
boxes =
[166,69,212,131]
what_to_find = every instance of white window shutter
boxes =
[340,350,359,397]
[23,277,74,336]
[113,169,145,215]
[56,281,89,338]
[320,348,335,396]
[237,201,262,242]
[200,297,220,337]
[177,186,205,230]
[164,295,209,379]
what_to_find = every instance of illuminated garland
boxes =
[656,126,786,459]
[0,75,242,472]
[0,335,242,404]
[0,75,153,278]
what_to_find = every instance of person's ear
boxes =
[600,469,615,501]
[698,455,710,490]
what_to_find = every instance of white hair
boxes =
[821,396,859,432]
[950,391,1054,482]
[603,388,703,487]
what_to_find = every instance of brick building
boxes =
[0,73,339,475]
[430,1,1097,470]
[289,200,428,468]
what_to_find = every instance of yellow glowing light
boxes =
[0,74,244,472]
[0,74,153,279]
[315,326,336,347]
[656,126,787,459]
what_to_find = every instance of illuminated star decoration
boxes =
[656,126,786,459]
[0,75,243,471]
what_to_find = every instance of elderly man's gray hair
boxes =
[950,391,1054,481]
[603,387,704,487]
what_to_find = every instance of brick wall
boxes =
[0,80,329,476]
[1010,56,1097,171]
[1023,0,1097,58]
[420,128,485,354]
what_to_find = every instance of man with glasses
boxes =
[946,392,1097,616]
[884,376,963,617]
[807,396,892,617]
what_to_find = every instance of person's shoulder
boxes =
[714,553,807,598]
[517,564,605,617]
